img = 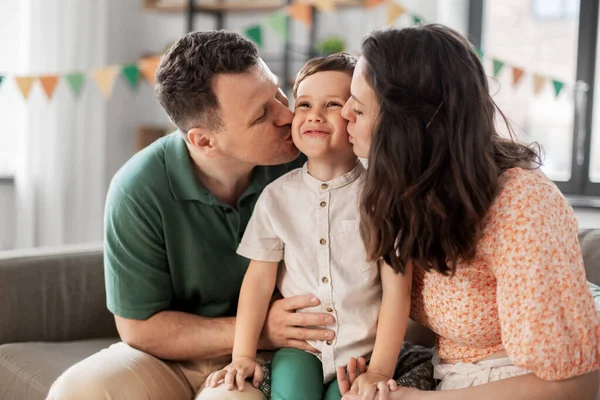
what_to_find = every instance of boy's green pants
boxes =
[270,348,342,400]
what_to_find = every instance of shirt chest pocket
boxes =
[332,220,376,273]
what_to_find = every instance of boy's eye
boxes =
[297,102,309,108]
[327,102,342,108]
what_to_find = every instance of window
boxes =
[472,0,598,195]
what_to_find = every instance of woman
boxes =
[338,24,600,400]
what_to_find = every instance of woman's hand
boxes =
[204,356,263,391]
[349,372,396,400]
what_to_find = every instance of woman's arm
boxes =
[233,260,279,359]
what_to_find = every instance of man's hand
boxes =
[205,356,263,391]
[260,294,335,352]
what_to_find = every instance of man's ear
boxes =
[187,127,217,157]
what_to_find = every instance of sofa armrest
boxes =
[0,242,118,345]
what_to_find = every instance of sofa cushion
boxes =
[0,338,117,400]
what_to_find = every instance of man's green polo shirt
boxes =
[104,132,304,320]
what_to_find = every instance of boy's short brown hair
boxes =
[293,52,358,97]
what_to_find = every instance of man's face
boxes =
[209,60,299,166]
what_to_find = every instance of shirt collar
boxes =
[302,160,365,193]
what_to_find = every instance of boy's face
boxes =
[292,71,355,161]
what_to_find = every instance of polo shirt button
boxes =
[321,183,328,190]
[326,307,333,312]
[320,238,327,245]
[322,277,329,284]
[326,340,333,345]
[320,201,327,207]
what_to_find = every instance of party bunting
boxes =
[39,76,60,99]
[492,59,504,78]
[92,67,119,99]
[533,74,546,95]
[122,64,141,89]
[476,48,484,59]
[245,25,263,48]
[364,0,385,9]
[15,77,36,100]
[552,80,565,98]
[386,2,406,25]
[512,67,525,87]
[288,3,313,27]
[267,11,288,40]
[413,15,423,25]
[65,73,85,96]
[138,57,160,85]
[0,76,4,91]
[313,0,335,13]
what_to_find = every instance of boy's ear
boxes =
[187,127,218,158]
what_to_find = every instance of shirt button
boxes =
[320,201,327,207]
[322,277,329,284]
[326,340,333,345]
[321,183,328,190]
[320,238,327,245]
[326,307,333,312]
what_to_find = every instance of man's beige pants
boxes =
[46,342,266,400]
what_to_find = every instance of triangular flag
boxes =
[245,25,263,48]
[15,77,36,100]
[39,75,60,99]
[386,2,406,25]
[492,59,504,78]
[92,67,119,98]
[364,0,385,9]
[65,73,85,96]
[552,79,565,98]
[122,64,141,89]
[533,74,546,95]
[313,0,335,13]
[288,3,312,27]
[512,67,525,87]
[0,76,4,91]
[138,57,160,86]
[413,14,423,25]
[267,11,288,40]
[476,48,484,59]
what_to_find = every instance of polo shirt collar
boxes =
[165,132,271,204]
[302,160,364,193]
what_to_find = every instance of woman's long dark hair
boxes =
[360,24,540,275]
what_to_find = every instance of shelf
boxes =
[143,0,362,13]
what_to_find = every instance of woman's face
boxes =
[341,57,379,159]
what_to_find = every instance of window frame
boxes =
[469,0,599,197]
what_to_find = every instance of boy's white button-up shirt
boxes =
[237,161,382,382]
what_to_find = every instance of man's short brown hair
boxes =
[155,30,260,134]
[293,52,357,98]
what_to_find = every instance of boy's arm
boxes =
[233,260,280,359]
[367,261,413,378]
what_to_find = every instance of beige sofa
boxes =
[2,232,600,400]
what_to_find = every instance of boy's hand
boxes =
[205,356,263,391]
[337,357,368,394]
[350,371,392,399]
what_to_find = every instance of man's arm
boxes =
[115,293,336,361]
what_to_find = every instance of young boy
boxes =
[204,53,413,400]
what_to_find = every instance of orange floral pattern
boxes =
[410,168,600,381]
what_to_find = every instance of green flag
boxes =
[268,11,288,40]
[122,64,140,89]
[413,15,423,25]
[65,73,85,97]
[552,80,565,98]
[476,48,484,59]
[0,76,3,90]
[245,25,263,48]
[492,59,504,78]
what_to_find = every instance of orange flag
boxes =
[364,0,385,9]
[288,3,313,27]
[511,67,525,87]
[313,0,334,13]
[386,2,406,25]
[92,67,119,98]
[39,75,60,99]
[139,56,161,86]
[15,77,36,100]
[533,73,546,95]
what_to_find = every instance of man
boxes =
[47,30,335,400]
